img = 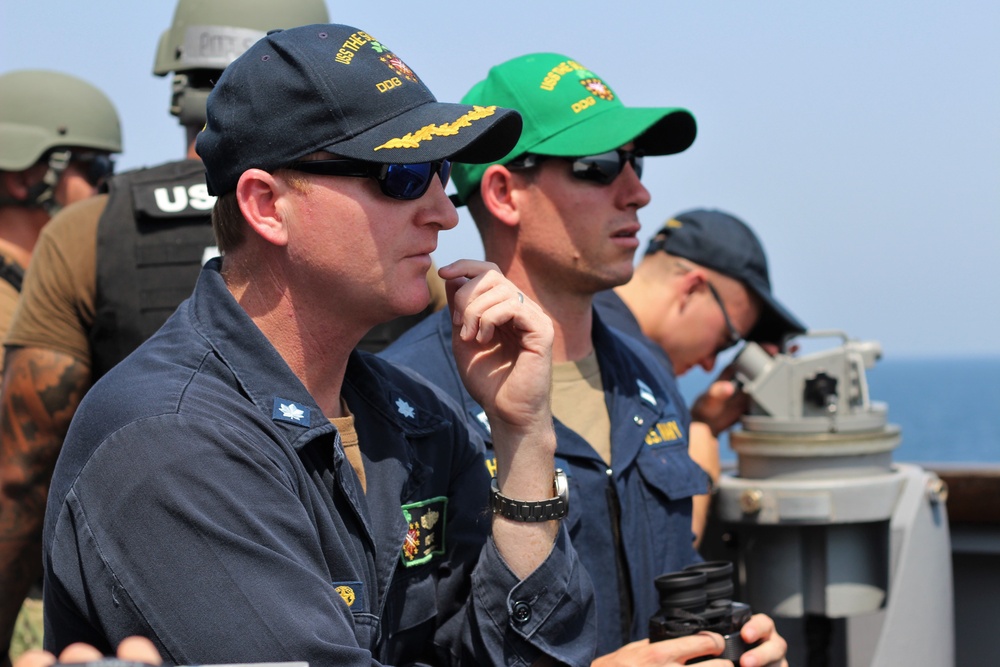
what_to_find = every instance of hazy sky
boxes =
[4,1,998,358]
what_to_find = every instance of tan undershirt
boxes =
[3,194,101,362]
[330,401,364,493]
[550,351,612,464]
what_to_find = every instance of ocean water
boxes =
[678,356,1000,464]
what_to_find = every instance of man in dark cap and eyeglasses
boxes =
[595,207,806,547]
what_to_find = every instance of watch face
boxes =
[555,468,569,501]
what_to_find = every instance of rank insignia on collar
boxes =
[474,409,492,435]
[331,581,365,611]
[400,496,447,567]
[636,379,657,407]
[272,397,310,426]
[395,397,416,419]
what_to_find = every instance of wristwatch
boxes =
[490,468,569,522]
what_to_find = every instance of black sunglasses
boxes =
[506,147,644,185]
[284,158,451,201]
[706,282,743,353]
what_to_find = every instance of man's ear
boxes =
[236,169,290,247]
[677,266,709,310]
[479,164,520,227]
[1,167,38,201]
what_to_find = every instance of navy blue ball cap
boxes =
[646,208,807,343]
[196,24,523,196]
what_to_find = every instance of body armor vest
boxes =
[90,159,217,380]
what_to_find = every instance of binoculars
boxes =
[649,561,758,663]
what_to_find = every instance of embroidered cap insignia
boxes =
[380,52,417,82]
[581,78,614,101]
[374,106,499,152]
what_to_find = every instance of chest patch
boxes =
[400,496,447,567]
[331,581,365,612]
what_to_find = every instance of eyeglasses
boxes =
[284,158,451,201]
[50,148,115,188]
[506,147,644,185]
[63,151,115,188]
[706,282,743,352]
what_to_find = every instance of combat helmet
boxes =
[153,0,330,126]
[0,69,122,213]
[0,69,122,172]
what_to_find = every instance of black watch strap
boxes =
[490,468,568,522]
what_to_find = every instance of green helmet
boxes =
[153,0,329,126]
[0,69,122,172]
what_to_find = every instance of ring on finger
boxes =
[516,291,524,304]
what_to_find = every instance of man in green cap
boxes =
[382,53,788,665]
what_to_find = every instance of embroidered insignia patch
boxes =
[272,397,310,426]
[331,581,365,611]
[580,77,614,101]
[645,420,685,446]
[400,496,447,567]
[374,106,499,151]
[637,379,657,407]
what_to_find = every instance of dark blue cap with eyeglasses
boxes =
[196,24,523,196]
[645,208,807,344]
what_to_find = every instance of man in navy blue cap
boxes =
[595,208,806,543]
[42,24,594,667]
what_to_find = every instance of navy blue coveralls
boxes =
[593,289,676,377]
[382,309,708,658]
[43,260,595,667]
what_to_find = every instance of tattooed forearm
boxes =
[0,346,90,656]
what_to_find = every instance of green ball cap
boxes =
[451,52,697,205]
